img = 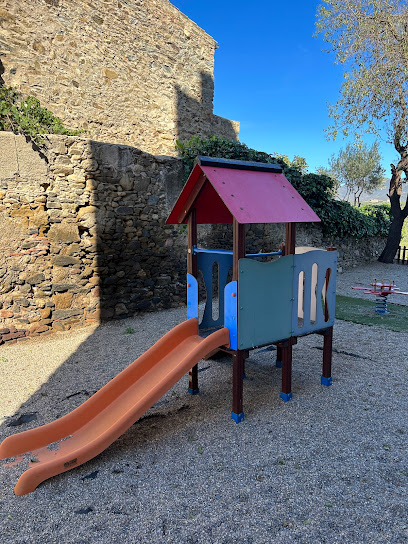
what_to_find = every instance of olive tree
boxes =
[315,0,408,262]
[329,141,385,206]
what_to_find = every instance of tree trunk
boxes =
[378,159,408,263]
[378,214,405,263]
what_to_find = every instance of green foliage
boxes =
[315,0,408,144]
[320,201,390,238]
[329,141,386,206]
[316,1,408,259]
[175,135,288,178]
[0,86,82,148]
[176,135,390,240]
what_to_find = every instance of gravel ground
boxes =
[0,262,407,543]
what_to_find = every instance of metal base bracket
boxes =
[188,388,200,395]
[280,392,293,402]
[321,376,332,387]
[231,411,245,423]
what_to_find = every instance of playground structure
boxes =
[167,156,337,419]
[352,280,408,314]
[0,156,337,496]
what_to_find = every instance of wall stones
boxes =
[0,132,187,344]
[0,0,239,155]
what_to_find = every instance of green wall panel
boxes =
[238,256,294,349]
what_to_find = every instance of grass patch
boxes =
[335,295,408,333]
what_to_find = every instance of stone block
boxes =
[30,325,51,335]
[47,223,80,243]
[52,322,66,331]
[2,330,26,342]
[52,292,73,309]
[52,283,76,293]
[40,307,52,319]
[114,303,128,316]
[52,308,83,320]
[52,256,81,267]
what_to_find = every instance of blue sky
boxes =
[170,0,396,176]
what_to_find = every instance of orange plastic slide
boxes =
[0,318,230,496]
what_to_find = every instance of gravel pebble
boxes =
[0,262,407,543]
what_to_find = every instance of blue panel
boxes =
[224,281,238,350]
[238,256,294,349]
[194,247,233,255]
[187,273,198,320]
[245,250,282,258]
[194,247,282,259]
[292,250,337,336]
[197,251,233,330]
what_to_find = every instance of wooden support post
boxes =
[233,220,246,279]
[231,219,246,422]
[187,209,199,394]
[325,246,336,322]
[276,345,283,368]
[321,326,333,386]
[232,351,245,421]
[285,222,296,256]
[280,339,293,402]
[187,209,198,277]
[279,223,296,401]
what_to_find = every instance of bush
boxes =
[0,86,82,148]
[176,135,288,178]
[319,201,390,238]
[176,135,390,239]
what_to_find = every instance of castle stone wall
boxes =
[0,0,239,154]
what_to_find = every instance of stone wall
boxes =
[0,132,387,345]
[0,132,188,344]
[0,0,239,155]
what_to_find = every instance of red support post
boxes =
[279,223,296,401]
[321,327,333,386]
[276,345,283,368]
[231,219,246,422]
[187,209,199,395]
[280,339,293,402]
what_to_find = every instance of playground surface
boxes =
[0,262,407,543]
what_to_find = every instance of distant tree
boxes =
[315,0,408,262]
[329,142,386,206]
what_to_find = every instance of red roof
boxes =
[166,158,321,225]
